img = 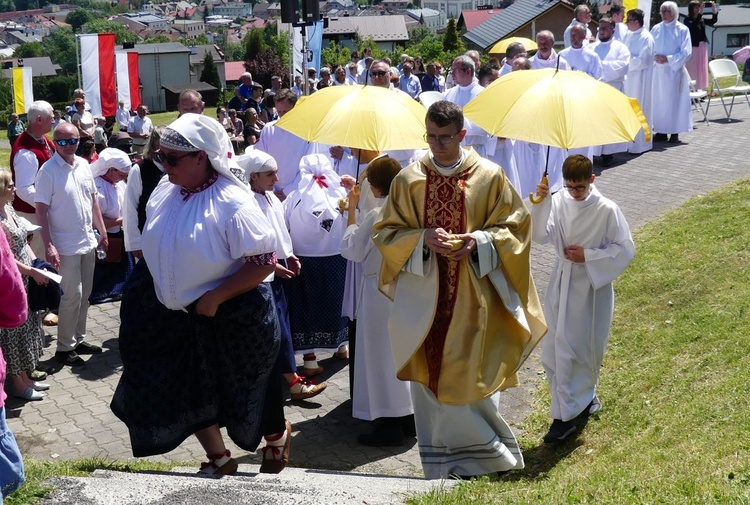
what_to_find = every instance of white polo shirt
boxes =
[34,152,97,256]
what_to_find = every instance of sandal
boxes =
[260,421,292,474]
[198,450,238,476]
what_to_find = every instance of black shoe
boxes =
[357,424,405,447]
[400,415,416,438]
[653,133,668,142]
[75,341,102,355]
[55,351,85,367]
[601,154,614,167]
[668,134,679,143]
[543,419,577,443]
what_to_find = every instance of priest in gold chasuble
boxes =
[373,101,547,479]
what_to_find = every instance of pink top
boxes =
[0,230,25,407]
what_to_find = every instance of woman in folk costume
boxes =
[89,148,135,304]
[111,114,292,476]
[339,155,415,446]
[237,150,328,402]
[283,153,349,376]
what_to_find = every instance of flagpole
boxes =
[75,34,82,90]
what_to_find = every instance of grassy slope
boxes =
[408,180,750,505]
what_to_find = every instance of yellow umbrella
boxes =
[464,68,649,202]
[275,84,427,151]
[464,68,647,150]
[488,37,538,55]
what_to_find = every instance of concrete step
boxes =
[41,464,456,504]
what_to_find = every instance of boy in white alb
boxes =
[530,154,635,443]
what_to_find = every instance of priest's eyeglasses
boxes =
[424,133,459,146]
[563,184,589,193]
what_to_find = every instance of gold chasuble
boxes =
[373,148,547,405]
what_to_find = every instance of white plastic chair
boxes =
[706,59,750,121]
[686,71,709,125]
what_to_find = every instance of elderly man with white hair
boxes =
[564,4,594,48]
[651,0,692,143]
[236,72,254,111]
[530,31,571,70]
[111,113,292,476]
[560,24,603,79]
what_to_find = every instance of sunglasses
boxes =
[154,150,200,167]
[369,71,388,78]
[54,138,79,147]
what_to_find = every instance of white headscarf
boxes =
[90,148,133,178]
[160,113,247,192]
[235,150,278,175]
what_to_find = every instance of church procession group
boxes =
[3,0,719,492]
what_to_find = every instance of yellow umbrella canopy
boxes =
[274,85,428,151]
[488,37,538,55]
[463,68,647,150]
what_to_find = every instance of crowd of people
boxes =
[3,0,726,486]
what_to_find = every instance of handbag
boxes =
[98,236,123,263]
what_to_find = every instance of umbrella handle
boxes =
[529,175,549,204]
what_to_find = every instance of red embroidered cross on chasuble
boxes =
[422,165,468,395]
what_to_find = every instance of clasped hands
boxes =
[425,228,476,261]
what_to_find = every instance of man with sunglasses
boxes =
[34,122,108,367]
[373,101,546,479]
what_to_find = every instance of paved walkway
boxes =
[7,104,750,478]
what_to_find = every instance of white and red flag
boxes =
[80,33,117,117]
[116,51,142,111]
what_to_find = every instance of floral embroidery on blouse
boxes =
[180,170,218,201]
[244,251,277,266]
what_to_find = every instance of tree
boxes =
[83,19,135,45]
[42,28,77,75]
[13,42,44,58]
[443,16,465,54]
[321,40,352,69]
[245,47,288,90]
[66,9,93,34]
[223,42,245,62]
[200,52,222,90]
[244,29,267,61]
[408,26,432,45]
[144,34,172,44]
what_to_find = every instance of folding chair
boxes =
[687,72,709,125]
[706,59,750,121]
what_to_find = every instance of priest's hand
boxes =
[447,233,476,262]
[425,228,453,255]
[564,245,585,263]
[654,54,668,64]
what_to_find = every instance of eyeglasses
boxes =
[54,138,79,147]
[369,71,388,78]
[154,150,200,167]
[424,132,460,146]
[563,184,589,193]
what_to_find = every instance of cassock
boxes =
[530,51,572,71]
[624,27,655,153]
[373,148,546,479]
[486,136,522,193]
[256,120,318,195]
[513,141,566,196]
[442,82,489,156]
[591,38,631,156]
[530,185,634,423]
[499,62,513,77]
[614,22,628,41]
[558,46,603,79]
[651,20,693,135]
[339,199,413,422]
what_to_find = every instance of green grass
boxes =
[6,458,175,505]
[406,179,750,504]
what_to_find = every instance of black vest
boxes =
[137,159,164,233]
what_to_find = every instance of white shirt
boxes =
[142,175,276,311]
[256,119,318,195]
[13,141,52,209]
[128,115,153,146]
[563,19,593,48]
[443,81,487,149]
[95,177,126,233]
[591,38,631,90]
[116,107,131,130]
[253,189,294,260]
[34,152,97,256]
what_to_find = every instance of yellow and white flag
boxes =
[12,67,33,114]
[624,0,654,29]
